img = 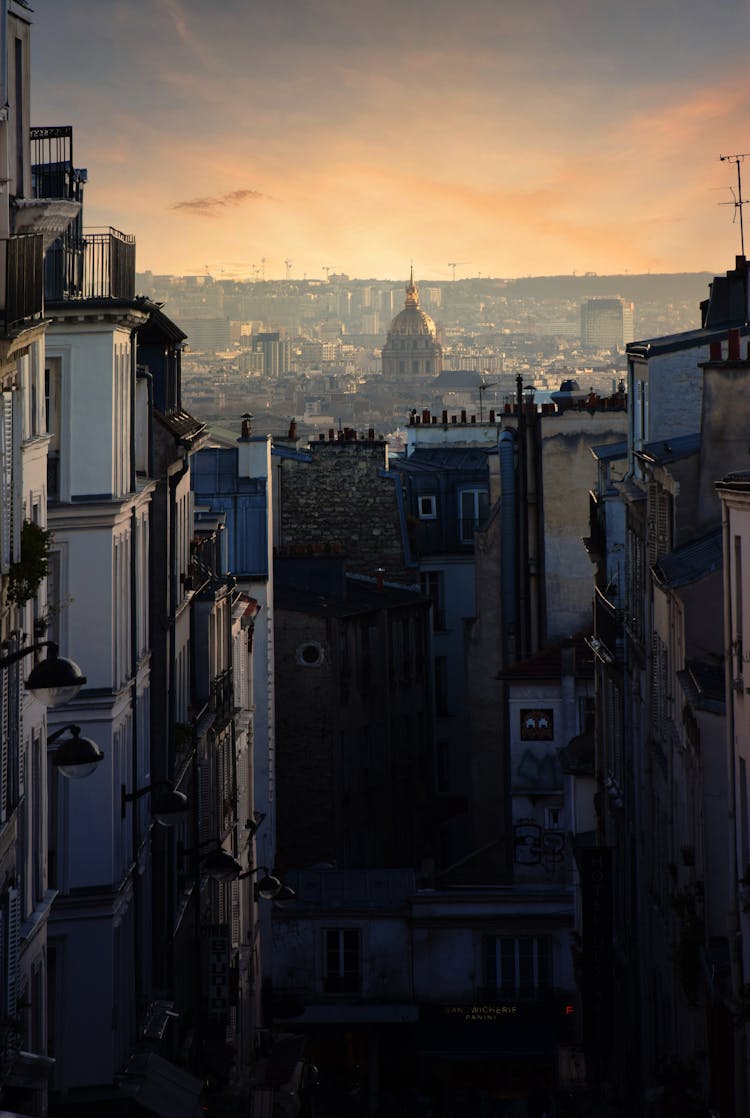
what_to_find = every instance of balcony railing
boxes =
[5,233,44,332]
[44,227,135,303]
[30,126,81,202]
[594,585,624,664]
[83,228,136,300]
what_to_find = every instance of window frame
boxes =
[322,926,362,995]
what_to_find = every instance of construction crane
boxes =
[448,261,467,282]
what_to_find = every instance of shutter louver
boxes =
[0,392,13,573]
[5,887,19,1017]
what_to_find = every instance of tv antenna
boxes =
[720,153,750,257]
[478,379,496,423]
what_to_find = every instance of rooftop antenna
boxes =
[719,153,750,257]
[478,379,496,423]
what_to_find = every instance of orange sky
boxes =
[31,0,750,281]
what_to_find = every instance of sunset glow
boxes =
[31,0,750,280]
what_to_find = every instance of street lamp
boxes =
[49,724,103,779]
[0,639,87,708]
[121,782,190,827]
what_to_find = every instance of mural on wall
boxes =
[511,706,561,791]
[520,708,554,740]
[513,819,565,873]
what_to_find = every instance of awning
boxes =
[115,1053,203,1118]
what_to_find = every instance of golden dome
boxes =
[386,268,437,339]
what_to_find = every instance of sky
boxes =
[29,0,750,282]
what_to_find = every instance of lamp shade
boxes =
[153,789,190,827]
[256,873,282,900]
[51,726,103,779]
[27,647,87,708]
[203,849,242,882]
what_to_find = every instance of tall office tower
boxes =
[580,296,635,350]
[254,331,291,376]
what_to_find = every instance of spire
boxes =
[405,265,419,308]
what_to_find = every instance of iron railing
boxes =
[30,126,80,202]
[83,228,136,301]
[5,233,43,331]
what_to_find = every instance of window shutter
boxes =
[0,670,8,823]
[11,388,21,563]
[0,392,13,573]
[5,887,19,1017]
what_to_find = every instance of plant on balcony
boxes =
[7,520,53,606]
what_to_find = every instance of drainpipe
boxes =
[138,367,155,479]
[130,332,137,493]
[129,503,143,1017]
[498,429,517,666]
[722,499,747,1117]
[516,375,530,660]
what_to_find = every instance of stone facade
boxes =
[276,433,414,583]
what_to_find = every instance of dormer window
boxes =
[418,495,437,520]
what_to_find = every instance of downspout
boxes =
[498,429,517,666]
[516,375,530,660]
[130,504,143,1016]
[168,453,190,778]
[138,367,154,480]
[130,331,137,493]
[722,498,746,1117]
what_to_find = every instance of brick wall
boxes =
[278,435,412,582]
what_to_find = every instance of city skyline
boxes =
[31,0,750,281]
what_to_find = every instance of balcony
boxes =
[43,227,135,303]
[593,586,624,664]
[4,233,44,332]
[13,126,83,252]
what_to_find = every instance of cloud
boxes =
[170,189,266,216]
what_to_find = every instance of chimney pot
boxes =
[442,409,448,424]
[729,328,741,360]
[489,409,496,422]
[461,409,467,423]
[422,409,430,424]
[709,341,722,360]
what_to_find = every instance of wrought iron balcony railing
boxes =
[5,233,44,332]
[30,126,81,203]
[45,227,135,303]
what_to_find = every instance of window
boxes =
[484,935,551,995]
[418,494,437,520]
[420,570,445,630]
[459,488,489,542]
[434,656,449,716]
[323,928,361,993]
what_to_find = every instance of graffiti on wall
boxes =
[513,818,565,872]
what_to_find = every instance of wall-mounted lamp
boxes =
[238,864,295,901]
[121,782,190,827]
[0,640,87,707]
[49,724,103,779]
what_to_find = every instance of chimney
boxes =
[442,409,448,424]
[728,328,741,360]
[240,412,253,439]
[422,409,430,424]
[460,409,467,423]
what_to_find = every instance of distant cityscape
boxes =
[138,269,711,443]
